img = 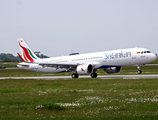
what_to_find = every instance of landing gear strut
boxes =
[137,65,142,74]
[71,73,79,78]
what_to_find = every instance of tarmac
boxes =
[0,74,158,80]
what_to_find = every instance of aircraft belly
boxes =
[37,67,66,73]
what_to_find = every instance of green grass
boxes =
[36,103,66,110]
[150,58,158,64]
[0,78,158,119]
[0,62,158,119]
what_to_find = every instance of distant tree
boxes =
[14,56,21,62]
[2,57,14,62]
[0,53,7,61]
[0,53,21,62]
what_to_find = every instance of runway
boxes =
[0,74,158,80]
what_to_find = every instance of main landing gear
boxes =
[137,65,142,74]
[91,73,97,78]
[71,72,98,78]
[71,73,79,78]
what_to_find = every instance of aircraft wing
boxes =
[37,62,78,72]
[37,62,100,71]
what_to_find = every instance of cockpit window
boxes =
[147,51,151,53]
[140,51,151,54]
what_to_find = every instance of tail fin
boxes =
[18,38,39,62]
[17,53,25,62]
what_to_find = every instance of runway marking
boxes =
[0,74,158,80]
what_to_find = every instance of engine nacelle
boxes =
[104,67,121,74]
[77,64,93,74]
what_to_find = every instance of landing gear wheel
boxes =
[71,73,79,78]
[138,70,142,74]
[91,73,97,78]
[137,65,142,74]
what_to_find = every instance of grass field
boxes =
[0,78,158,119]
[0,63,158,119]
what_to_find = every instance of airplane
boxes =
[17,38,157,78]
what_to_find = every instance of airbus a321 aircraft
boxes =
[17,38,157,78]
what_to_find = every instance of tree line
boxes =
[0,53,49,62]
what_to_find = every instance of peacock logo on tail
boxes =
[18,40,38,62]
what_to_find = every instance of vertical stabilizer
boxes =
[17,53,25,62]
[18,38,39,62]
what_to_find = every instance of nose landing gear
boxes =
[137,65,142,74]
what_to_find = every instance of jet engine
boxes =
[77,64,93,74]
[104,67,121,73]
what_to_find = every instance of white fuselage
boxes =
[17,47,157,74]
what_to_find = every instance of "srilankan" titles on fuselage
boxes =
[105,51,131,60]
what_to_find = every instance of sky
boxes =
[0,0,158,57]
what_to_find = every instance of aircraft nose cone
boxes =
[152,53,157,61]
